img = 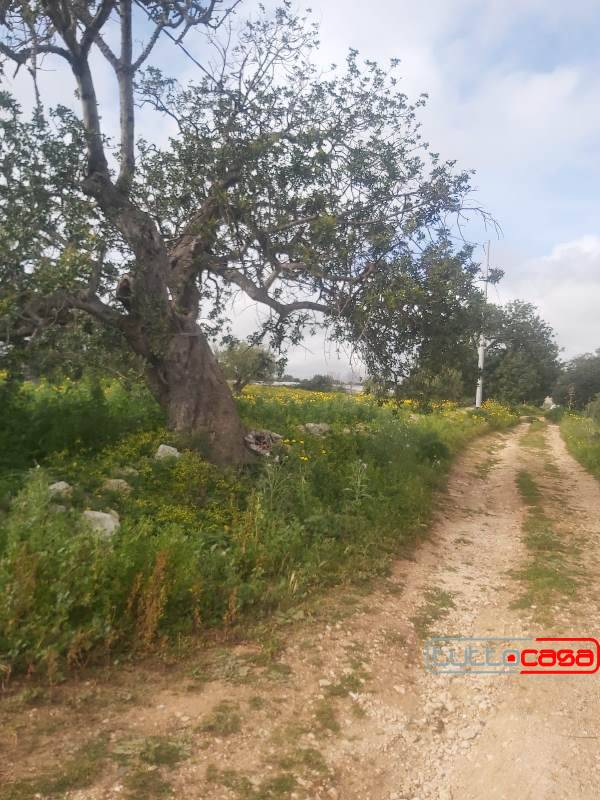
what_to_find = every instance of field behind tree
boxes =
[0,377,517,679]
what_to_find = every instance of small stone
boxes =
[83,509,120,537]
[319,679,332,687]
[154,444,181,460]
[49,481,73,499]
[102,478,132,494]
[154,444,181,461]
[300,422,331,436]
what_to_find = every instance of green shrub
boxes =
[546,406,566,423]
[0,378,163,474]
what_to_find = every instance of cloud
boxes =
[498,236,600,359]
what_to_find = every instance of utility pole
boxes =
[475,241,491,408]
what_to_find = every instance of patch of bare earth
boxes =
[2,421,600,800]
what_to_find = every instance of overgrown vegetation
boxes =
[560,412,600,478]
[0,377,517,677]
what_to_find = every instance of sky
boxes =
[5,0,600,380]
[285,0,600,378]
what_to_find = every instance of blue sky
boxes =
[5,0,600,379]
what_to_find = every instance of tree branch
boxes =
[80,0,115,56]
[0,39,73,67]
[116,0,135,193]
[210,261,329,320]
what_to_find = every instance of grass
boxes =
[0,736,108,800]
[410,587,456,639]
[197,701,242,737]
[324,666,368,698]
[139,737,188,767]
[520,418,547,449]
[123,769,173,800]
[1,731,188,800]
[473,455,499,479]
[206,765,297,799]
[0,376,518,677]
[512,469,579,614]
[560,413,600,478]
[314,699,340,733]
[271,746,330,775]
[515,469,541,505]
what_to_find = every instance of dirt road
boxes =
[2,420,600,799]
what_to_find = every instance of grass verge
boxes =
[560,413,600,478]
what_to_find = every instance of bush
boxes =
[546,406,566,423]
[297,374,341,392]
[467,399,519,430]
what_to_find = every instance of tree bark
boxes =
[146,318,251,466]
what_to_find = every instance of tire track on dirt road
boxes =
[377,420,600,800]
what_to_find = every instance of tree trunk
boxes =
[147,321,251,466]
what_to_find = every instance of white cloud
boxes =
[498,236,600,358]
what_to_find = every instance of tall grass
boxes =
[0,380,517,677]
[0,377,163,504]
[560,413,600,478]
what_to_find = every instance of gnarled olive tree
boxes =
[0,1,488,463]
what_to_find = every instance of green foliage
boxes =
[354,241,486,386]
[297,374,341,392]
[545,406,566,423]
[0,381,516,677]
[467,399,520,430]
[398,366,464,404]
[216,339,284,394]
[485,301,559,405]
[553,349,600,409]
[0,377,163,504]
[560,413,600,478]
[586,394,600,424]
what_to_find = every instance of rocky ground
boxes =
[2,419,600,800]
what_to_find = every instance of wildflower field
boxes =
[0,378,517,678]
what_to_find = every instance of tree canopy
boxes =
[484,300,560,405]
[216,338,283,394]
[1,1,491,461]
[553,349,600,409]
